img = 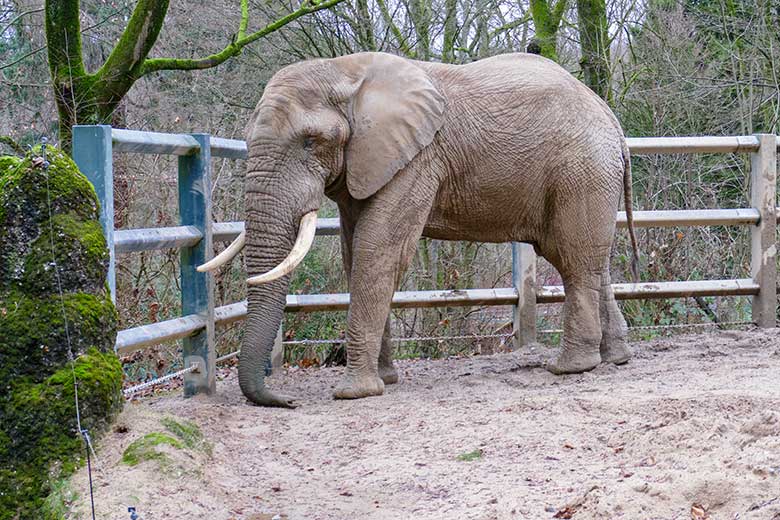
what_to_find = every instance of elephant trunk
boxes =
[239,278,294,407]
[239,185,306,408]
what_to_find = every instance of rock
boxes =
[0,147,122,519]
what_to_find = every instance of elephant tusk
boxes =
[247,211,318,285]
[196,231,246,272]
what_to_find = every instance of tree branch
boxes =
[375,0,415,58]
[93,0,170,104]
[1,7,44,38]
[141,0,346,74]
[237,0,249,40]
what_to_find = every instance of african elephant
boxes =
[200,52,639,408]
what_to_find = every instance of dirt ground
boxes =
[69,329,780,520]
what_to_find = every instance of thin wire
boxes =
[40,140,98,516]
[122,321,755,398]
[41,140,83,433]
[83,430,97,520]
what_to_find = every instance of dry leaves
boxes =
[691,503,711,519]
[553,506,578,519]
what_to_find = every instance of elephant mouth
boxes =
[246,211,318,285]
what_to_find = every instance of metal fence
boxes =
[71,126,778,397]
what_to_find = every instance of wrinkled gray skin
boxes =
[241,52,637,408]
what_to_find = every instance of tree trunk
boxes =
[529,0,567,61]
[576,0,612,101]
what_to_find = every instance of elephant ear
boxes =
[343,54,445,200]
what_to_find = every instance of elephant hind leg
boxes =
[599,270,631,364]
[378,317,399,385]
[546,274,603,374]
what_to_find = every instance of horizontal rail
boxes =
[111,130,764,158]
[117,314,207,353]
[113,209,764,253]
[210,137,247,160]
[112,129,200,156]
[617,208,760,227]
[115,226,202,253]
[212,218,341,242]
[626,136,760,154]
[537,278,758,303]
[115,278,759,353]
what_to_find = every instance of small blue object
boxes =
[128,506,138,519]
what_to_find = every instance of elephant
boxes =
[199,51,640,408]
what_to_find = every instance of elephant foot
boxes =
[378,364,399,385]
[245,388,298,408]
[546,349,601,375]
[600,340,632,365]
[333,372,385,400]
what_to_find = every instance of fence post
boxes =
[179,134,216,396]
[72,125,115,302]
[750,134,777,328]
[512,242,537,348]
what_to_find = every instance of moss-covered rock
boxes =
[0,291,118,384]
[0,348,123,518]
[0,146,121,520]
[0,155,21,174]
[0,147,102,291]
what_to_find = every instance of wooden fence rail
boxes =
[72,126,779,397]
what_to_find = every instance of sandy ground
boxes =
[69,329,780,520]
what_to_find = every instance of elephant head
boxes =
[199,53,445,407]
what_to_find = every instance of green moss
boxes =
[456,449,484,462]
[21,212,108,294]
[0,348,123,519]
[122,432,184,466]
[0,291,118,383]
[161,417,212,455]
[0,143,117,518]
[0,155,22,174]
[0,147,101,289]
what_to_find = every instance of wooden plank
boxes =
[512,243,537,348]
[114,226,202,253]
[112,128,200,156]
[627,136,759,154]
[72,125,116,302]
[178,134,216,396]
[750,134,777,327]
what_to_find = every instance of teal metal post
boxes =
[178,134,216,396]
[72,125,115,302]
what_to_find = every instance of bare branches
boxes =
[141,0,346,74]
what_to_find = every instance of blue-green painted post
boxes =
[179,134,216,396]
[72,125,115,302]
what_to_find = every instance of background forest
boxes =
[1,0,778,379]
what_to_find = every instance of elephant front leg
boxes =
[378,317,399,385]
[334,218,429,399]
[547,276,603,374]
[333,267,393,399]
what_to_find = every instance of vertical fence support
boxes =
[72,125,115,302]
[179,134,216,396]
[512,242,537,348]
[750,134,777,328]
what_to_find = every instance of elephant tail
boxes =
[622,140,640,282]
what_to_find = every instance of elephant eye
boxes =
[302,136,315,150]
